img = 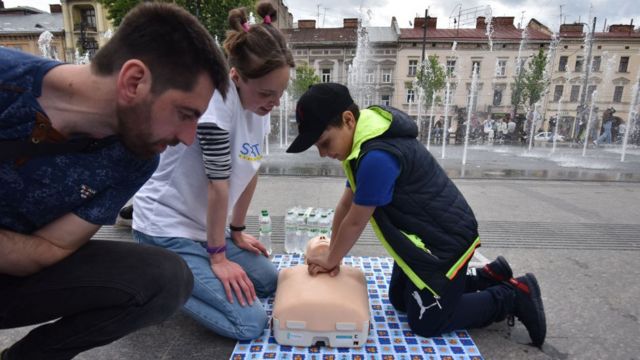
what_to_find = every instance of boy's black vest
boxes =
[344,105,480,297]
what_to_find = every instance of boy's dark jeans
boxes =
[388,262,513,337]
[0,240,194,360]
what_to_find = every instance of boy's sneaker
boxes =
[509,273,546,347]
[115,204,133,227]
[479,255,513,283]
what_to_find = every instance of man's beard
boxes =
[116,99,160,159]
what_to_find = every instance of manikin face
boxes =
[232,65,290,116]
[117,73,214,158]
[313,111,356,162]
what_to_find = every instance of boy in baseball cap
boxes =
[286,83,546,347]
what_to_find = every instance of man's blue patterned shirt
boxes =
[0,48,158,233]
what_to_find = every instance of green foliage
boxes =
[523,49,548,107]
[416,55,446,107]
[97,0,255,41]
[511,49,548,113]
[175,0,256,42]
[510,57,528,114]
[97,0,143,27]
[291,63,320,99]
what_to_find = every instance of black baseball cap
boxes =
[286,83,354,153]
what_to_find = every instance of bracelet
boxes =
[206,244,227,255]
[229,224,246,232]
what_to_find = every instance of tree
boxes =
[97,0,254,41]
[97,0,141,27]
[176,0,255,42]
[523,49,548,107]
[291,63,320,99]
[415,55,446,107]
[510,57,528,116]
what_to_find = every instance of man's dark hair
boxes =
[92,3,228,98]
[327,103,360,128]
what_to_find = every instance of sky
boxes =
[4,0,639,33]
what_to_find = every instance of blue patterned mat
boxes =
[230,254,483,360]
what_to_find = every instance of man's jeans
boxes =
[0,240,193,360]
[133,230,278,340]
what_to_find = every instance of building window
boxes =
[381,94,390,106]
[406,89,415,103]
[586,85,597,102]
[553,85,563,102]
[591,56,601,72]
[81,8,96,29]
[575,56,584,72]
[445,86,455,104]
[446,59,456,75]
[495,59,507,77]
[558,56,568,72]
[471,60,481,76]
[619,56,629,72]
[365,69,375,83]
[381,69,392,83]
[321,68,331,83]
[613,86,624,102]
[493,89,503,106]
[363,94,372,108]
[408,60,418,76]
[570,85,580,102]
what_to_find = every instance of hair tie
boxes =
[242,21,250,32]
[263,15,272,24]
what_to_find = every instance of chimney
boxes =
[414,17,425,29]
[476,16,486,29]
[298,19,316,29]
[49,4,62,13]
[343,18,358,28]
[493,16,515,27]
[609,24,634,33]
[560,23,584,33]
[426,17,437,28]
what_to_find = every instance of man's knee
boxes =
[133,247,194,319]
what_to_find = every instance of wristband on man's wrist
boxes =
[229,224,246,232]
[206,244,227,255]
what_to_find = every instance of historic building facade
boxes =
[0,2,66,60]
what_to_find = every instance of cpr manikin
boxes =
[272,236,370,347]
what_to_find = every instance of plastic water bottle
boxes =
[318,213,331,238]
[295,211,306,254]
[307,211,319,240]
[284,209,296,254]
[259,210,272,255]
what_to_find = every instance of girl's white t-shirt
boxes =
[132,83,270,241]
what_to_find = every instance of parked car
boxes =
[534,131,565,142]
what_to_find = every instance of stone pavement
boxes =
[2,176,639,359]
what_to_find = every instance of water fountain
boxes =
[551,97,562,154]
[462,63,479,165]
[441,41,457,159]
[37,30,54,59]
[484,6,494,52]
[582,90,597,156]
[347,11,373,107]
[528,102,541,151]
[621,70,640,162]
[426,91,435,150]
